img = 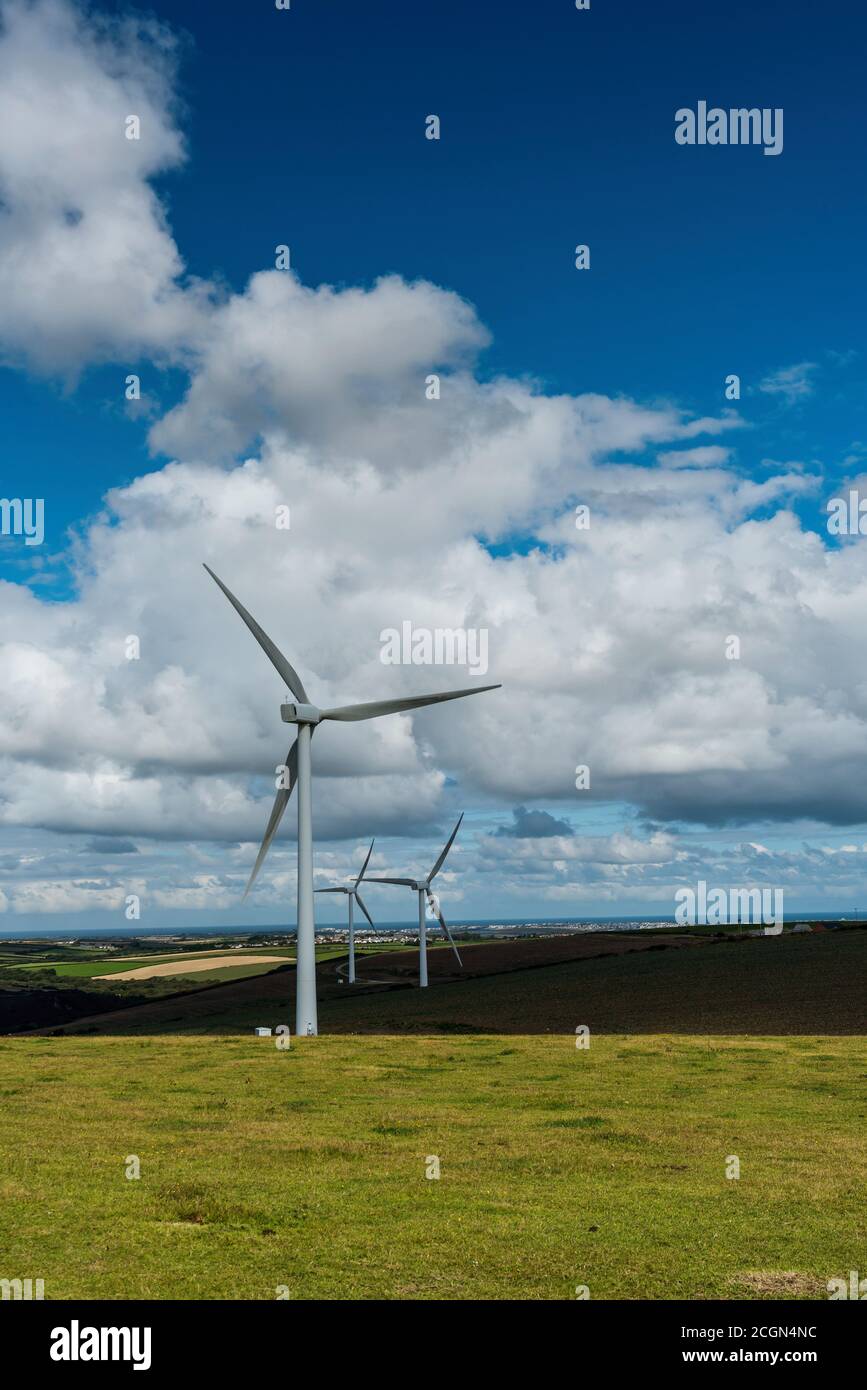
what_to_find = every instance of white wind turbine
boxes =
[314,839,375,985]
[367,813,466,987]
[204,565,500,1036]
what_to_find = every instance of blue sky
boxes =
[6,0,866,569]
[2,0,867,930]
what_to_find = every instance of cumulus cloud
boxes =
[4,390,864,858]
[7,877,132,914]
[149,270,491,461]
[496,806,573,838]
[0,0,209,375]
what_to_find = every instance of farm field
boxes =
[107,955,290,981]
[1,946,298,978]
[0,944,344,1033]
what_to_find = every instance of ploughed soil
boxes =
[350,931,704,983]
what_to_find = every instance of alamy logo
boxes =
[675,880,783,928]
[675,102,783,156]
[380,621,489,676]
[827,1270,867,1299]
[0,497,44,545]
[50,1320,152,1371]
[827,490,867,535]
[0,1277,44,1299]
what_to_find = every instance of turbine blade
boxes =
[429,812,464,881]
[314,887,347,894]
[365,877,417,887]
[320,684,500,722]
[436,908,463,967]
[354,891,376,928]
[355,838,375,887]
[243,741,298,898]
[203,564,309,702]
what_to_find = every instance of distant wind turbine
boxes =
[314,839,375,984]
[367,813,465,987]
[203,566,500,1036]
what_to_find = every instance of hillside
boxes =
[22,927,866,1038]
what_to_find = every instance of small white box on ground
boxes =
[254,1026,272,1037]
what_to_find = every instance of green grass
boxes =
[0,1031,862,1300]
[158,962,291,984]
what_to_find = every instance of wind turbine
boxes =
[367,813,465,988]
[314,839,375,985]
[203,565,500,1036]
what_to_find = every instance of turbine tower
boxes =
[203,565,500,1036]
[367,813,465,987]
[315,839,376,984]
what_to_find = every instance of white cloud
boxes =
[758,362,818,406]
[0,0,209,376]
[657,445,731,469]
[149,270,491,461]
[7,877,131,914]
[3,397,864,855]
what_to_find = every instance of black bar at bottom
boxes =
[4,1297,860,1375]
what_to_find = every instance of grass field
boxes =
[0,1030,862,1299]
[1,930,863,1300]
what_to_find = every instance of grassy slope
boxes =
[0,1031,863,1300]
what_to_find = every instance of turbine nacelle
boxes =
[281,701,320,724]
